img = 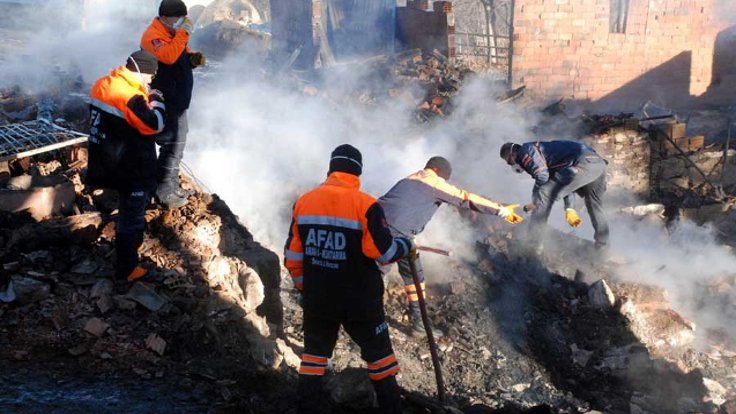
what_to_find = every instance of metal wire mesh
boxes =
[0,120,88,162]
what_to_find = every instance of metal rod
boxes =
[454,32,511,39]
[416,246,452,256]
[0,136,88,162]
[659,130,718,194]
[408,256,446,403]
[638,114,675,122]
[721,119,732,182]
[507,0,515,86]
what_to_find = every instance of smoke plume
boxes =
[1,0,734,343]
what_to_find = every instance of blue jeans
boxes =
[532,156,609,246]
[116,189,150,278]
[155,110,188,197]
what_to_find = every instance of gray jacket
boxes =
[378,169,503,236]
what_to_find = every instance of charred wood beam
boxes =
[8,212,103,249]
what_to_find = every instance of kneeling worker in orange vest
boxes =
[285,144,415,414]
[86,50,166,282]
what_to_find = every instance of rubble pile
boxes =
[512,230,736,414]
[0,158,298,412]
[574,111,736,212]
[281,220,736,413]
[308,49,477,124]
[389,49,474,122]
[0,83,89,132]
[583,123,652,198]
[1,24,736,410]
[4,132,734,413]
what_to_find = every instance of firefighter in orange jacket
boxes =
[87,50,165,282]
[285,144,414,414]
[140,0,205,208]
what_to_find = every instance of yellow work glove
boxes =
[565,208,582,227]
[190,52,206,67]
[498,204,524,225]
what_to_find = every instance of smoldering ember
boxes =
[1,1,736,413]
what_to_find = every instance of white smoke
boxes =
[715,0,736,25]
[0,1,161,92]
[1,0,734,344]
[186,52,534,254]
[608,216,736,340]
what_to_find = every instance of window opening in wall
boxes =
[610,0,630,33]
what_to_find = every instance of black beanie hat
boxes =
[159,0,187,17]
[329,144,363,176]
[425,156,452,180]
[126,50,158,75]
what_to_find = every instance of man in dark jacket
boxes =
[284,144,414,414]
[140,0,206,208]
[379,156,523,336]
[500,140,609,248]
[87,50,166,281]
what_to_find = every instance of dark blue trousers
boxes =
[116,189,150,278]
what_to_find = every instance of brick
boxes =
[507,0,731,107]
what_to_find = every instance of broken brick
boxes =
[84,317,109,337]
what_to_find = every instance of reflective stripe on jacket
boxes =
[140,17,193,111]
[86,66,165,192]
[284,172,411,319]
[89,67,165,135]
[378,168,503,236]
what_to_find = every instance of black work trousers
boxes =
[155,109,188,197]
[532,156,609,246]
[115,189,150,278]
[297,312,402,414]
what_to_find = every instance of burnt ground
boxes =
[280,218,736,414]
[0,181,295,414]
[2,181,736,413]
[2,81,736,412]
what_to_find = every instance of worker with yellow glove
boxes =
[379,157,523,337]
[500,140,609,249]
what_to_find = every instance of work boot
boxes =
[157,191,187,209]
[410,316,443,339]
[409,307,443,338]
[372,375,402,414]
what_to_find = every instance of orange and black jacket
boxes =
[87,66,165,192]
[284,172,412,320]
[379,168,504,236]
[141,18,193,112]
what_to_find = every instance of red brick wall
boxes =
[512,0,735,111]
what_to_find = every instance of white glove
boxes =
[498,204,523,224]
[497,205,514,218]
[174,17,194,34]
